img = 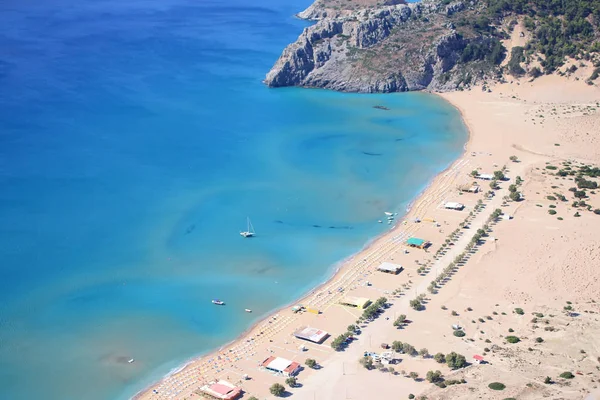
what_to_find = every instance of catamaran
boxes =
[240,217,255,238]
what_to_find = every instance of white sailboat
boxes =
[240,217,255,238]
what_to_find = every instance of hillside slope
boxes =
[265,0,600,92]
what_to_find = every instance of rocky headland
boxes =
[265,0,491,92]
[265,0,600,93]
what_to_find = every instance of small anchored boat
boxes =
[240,217,255,238]
[212,299,225,305]
[245,309,252,313]
[384,211,393,216]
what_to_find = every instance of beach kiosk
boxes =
[376,262,403,275]
[199,380,242,400]
[406,237,428,249]
[460,184,480,193]
[306,306,320,315]
[444,202,465,211]
[291,305,304,313]
[260,356,301,377]
[339,296,371,309]
[293,327,330,344]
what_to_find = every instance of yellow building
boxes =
[339,296,371,309]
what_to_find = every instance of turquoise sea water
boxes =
[0,0,467,399]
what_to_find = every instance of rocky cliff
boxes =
[265,0,500,93]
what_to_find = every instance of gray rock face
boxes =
[296,3,329,20]
[265,2,470,93]
[446,1,465,16]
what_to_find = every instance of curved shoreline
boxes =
[131,93,472,399]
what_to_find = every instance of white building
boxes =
[376,262,403,275]
[444,202,465,211]
[260,356,301,377]
[293,327,329,344]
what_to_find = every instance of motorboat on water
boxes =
[384,211,393,216]
[212,299,225,305]
[245,309,252,313]
[240,217,255,238]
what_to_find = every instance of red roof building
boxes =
[293,326,330,344]
[199,380,242,400]
[473,354,484,364]
[260,356,301,377]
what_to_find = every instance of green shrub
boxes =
[446,352,467,369]
[548,209,557,215]
[506,336,520,343]
[285,377,297,387]
[453,330,466,337]
[508,46,526,76]
[426,370,443,383]
[270,383,286,396]
[392,341,403,352]
[410,299,423,311]
[359,356,374,370]
[514,308,524,315]
[488,382,506,390]
[560,371,575,379]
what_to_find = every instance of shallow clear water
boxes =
[0,0,467,398]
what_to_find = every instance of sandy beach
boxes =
[135,71,600,400]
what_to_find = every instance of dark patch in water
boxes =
[395,138,404,142]
[253,266,271,275]
[362,151,382,156]
[275,220,347,229]
[185,224,196,234]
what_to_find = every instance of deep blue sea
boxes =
[0,0,467,398]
